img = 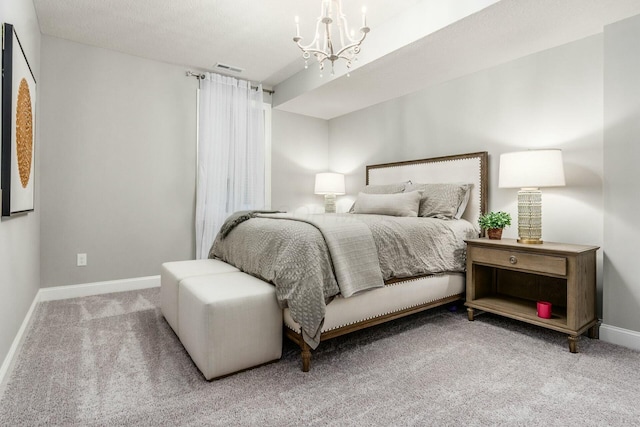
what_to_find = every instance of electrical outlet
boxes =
[77,253,87,267]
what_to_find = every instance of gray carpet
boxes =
[1,288,639,426]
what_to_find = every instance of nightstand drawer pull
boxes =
[509,256,517,265]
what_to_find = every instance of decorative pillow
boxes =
[454,184,473,219]
[348,181,409,213]
[351,191,421,217]
[360,182,408,194]
[404,183,472,220]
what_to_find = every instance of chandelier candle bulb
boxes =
[362,7,367,27]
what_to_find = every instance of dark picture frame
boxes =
[2,23,37,217]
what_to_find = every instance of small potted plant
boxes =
[478,211,512,240]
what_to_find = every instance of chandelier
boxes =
[293,0,370,76]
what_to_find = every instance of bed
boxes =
[211,151,488,371]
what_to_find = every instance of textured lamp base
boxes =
[324,194,337,213]
[517,188,543,244]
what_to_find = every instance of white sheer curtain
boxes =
[195,73,265,259]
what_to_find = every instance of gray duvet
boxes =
[210,213,478,348]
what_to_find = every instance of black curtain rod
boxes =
[186,71,274,95]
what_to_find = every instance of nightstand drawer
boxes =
[470,248,567,276]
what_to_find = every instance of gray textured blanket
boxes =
[218,210,282,239]
[211,215,341,348]
[258,213,384,298]
[210,213,478,349]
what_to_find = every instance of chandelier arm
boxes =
[297,39,321,51]
[297,46,330,62]
[337,51,356,62]
[334,31,368,59]
[295,18,325,51]
[302,47,330,57]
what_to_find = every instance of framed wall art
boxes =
[2,23,37,217]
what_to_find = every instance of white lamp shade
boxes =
[499,149,566,189]
[315,172,345,195]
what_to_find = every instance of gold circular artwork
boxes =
[16,78,34,188]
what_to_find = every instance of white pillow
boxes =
[351,191,421,217]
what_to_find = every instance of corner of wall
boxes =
[0,0,42,378]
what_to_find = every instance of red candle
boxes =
[537,301,552,319]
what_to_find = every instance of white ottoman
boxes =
[178,272,283,380]
[160,259,239,334]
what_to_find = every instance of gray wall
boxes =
[36,36,333,290]
[0,0,41,370]
[39,36,198,287]
[271,110,329,213]
[603,14,640,333]
[328,35,605,315]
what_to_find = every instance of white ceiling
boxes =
[34,0,640,120]
[33,0,422,88]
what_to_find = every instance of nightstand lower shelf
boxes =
[467,297,598,352]
[466,296,572,332]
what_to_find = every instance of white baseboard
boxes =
[0,275,161,393]
[39,275,160,302]
[0,292,40,397]
[600,323,640,352]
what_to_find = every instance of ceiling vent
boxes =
[214,63,244,73]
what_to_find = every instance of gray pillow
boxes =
[351,191,421,217]
[349,181,409,213]
[404,183,472,219]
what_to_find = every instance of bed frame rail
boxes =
[286,293,463,372]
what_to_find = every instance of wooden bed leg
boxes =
[301,341,311,372]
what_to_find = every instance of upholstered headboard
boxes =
[366,152,488,225]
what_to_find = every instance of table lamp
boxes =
[498,149,565,244]
[315,172,345,213]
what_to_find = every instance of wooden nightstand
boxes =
[465,238,599,352]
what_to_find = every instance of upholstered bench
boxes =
[160,259,239,334]
[178,272,283,380]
